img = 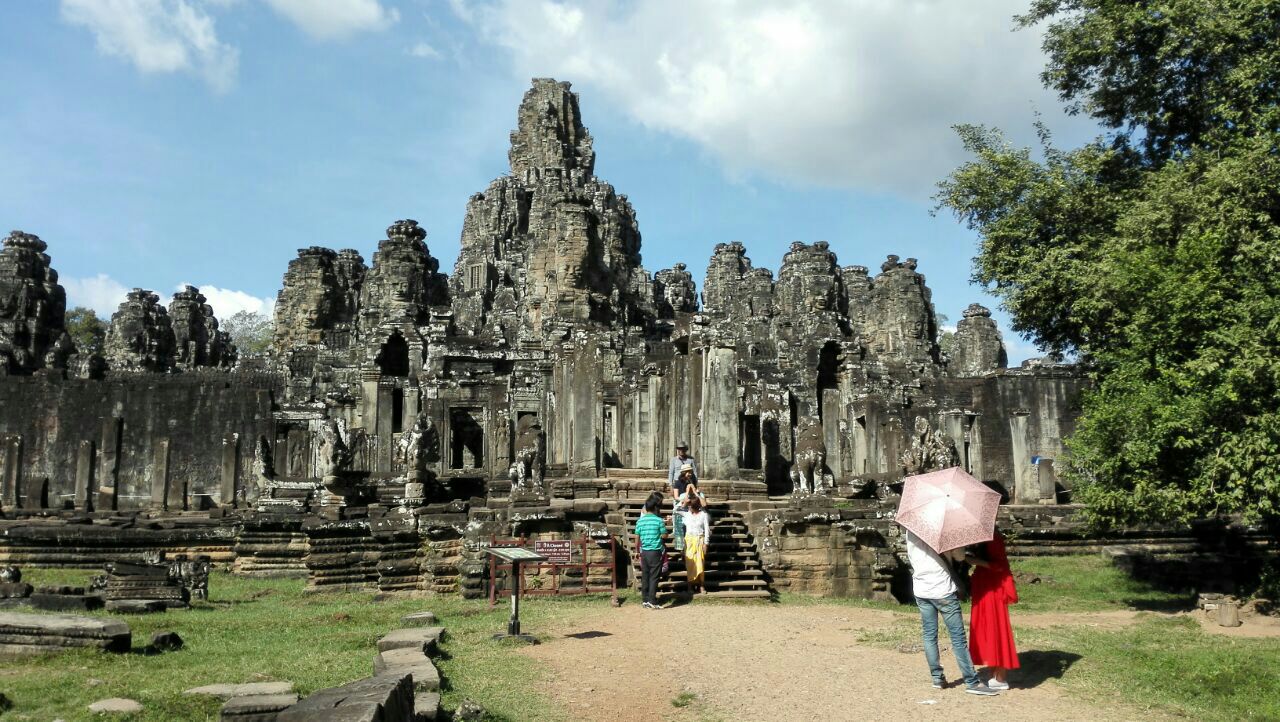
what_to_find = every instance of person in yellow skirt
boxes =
[679,494,711,595]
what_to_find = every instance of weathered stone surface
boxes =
[278,672,415,722]
[399,611,438,627]
[950,303,1007,376]
[373,648,440,692]
[220,692,298,721]
[104,289,176,372]
[185,682,295,699]
[376,627,444,655]
[0,611,130,654]
[169,285,236,370]
[29,591,103,612]
[105,599,165,614]
[0,230,72,375]
[413,692,440,722]
[88,697,143,714]
[0,582,32,599]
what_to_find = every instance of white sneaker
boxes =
[987,679,1010,690]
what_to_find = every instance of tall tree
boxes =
[64,306,107,356]
[221,310,274,355]
[937,1,1280,528]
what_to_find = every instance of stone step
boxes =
[604,468,668,479]
[666,569,764,579]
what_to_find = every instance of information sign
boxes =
[534,540,573,564]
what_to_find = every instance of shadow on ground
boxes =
[1016,649,1083,688]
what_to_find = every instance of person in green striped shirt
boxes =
[633,492,667,609]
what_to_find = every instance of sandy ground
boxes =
[523,603,1183,722]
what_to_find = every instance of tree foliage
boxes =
[937,1,1280,527]
[64,306,107,356]
[221,310,274,355]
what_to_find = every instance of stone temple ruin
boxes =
[0,78,1103,601]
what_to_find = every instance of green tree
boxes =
[937,1,1280,528]
[64,306,107,356]
[221,310,274,355]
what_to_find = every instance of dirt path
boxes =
[523,603,1172,722]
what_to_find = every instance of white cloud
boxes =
[263,0,399,40]
[63,274,131,318]
[460,0,1091,197]
[176,283,273,319]
[409,41,441,59]
[60,0,239,92]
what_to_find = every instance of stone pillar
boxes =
[1038,458,1059,504]
[151,438,171,510]
[360,371,381,433]
[220,433,240,507]
[1009,414,1036,504]
[377,385,395,472]
[0,435,20,509]
[75,440,95,511]
[699,346,739,480]
[97,418,122,511]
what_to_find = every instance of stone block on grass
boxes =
[376,627,445,655]
[399,611,437,627]
[414,692,440,721]
[220,692,298,721]
[278,672,414,722]
[373,648,440,692]
[105,599,165,614]
[0,611,130,654]
[185,682,295,700]
[88,697,142,714]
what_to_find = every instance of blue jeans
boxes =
[916,594,980,687]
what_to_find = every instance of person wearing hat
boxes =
[668,443,701,553]
[667,442,698,487]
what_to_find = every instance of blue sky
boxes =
[0,1,1102,363]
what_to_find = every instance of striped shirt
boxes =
[634,512,666,551]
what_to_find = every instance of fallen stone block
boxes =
[185,682,295,700]
[376,627,445,655]
[0,582,32,599]
[399,612,437,627]
[0,611,130,655]
[105,599,166,614]
[29,592,104,612]
[220,692,298,721]
[88,697,142,714]
[278,672,415,722]
[414,692,440,722]
[373,648,440,692]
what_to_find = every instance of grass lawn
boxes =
[3,568,611,721]
[2,556,1276,721]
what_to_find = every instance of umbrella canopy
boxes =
[896,466,1001,553]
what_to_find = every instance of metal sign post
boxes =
[484,546,547,643]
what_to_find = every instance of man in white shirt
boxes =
[905,530,998,696]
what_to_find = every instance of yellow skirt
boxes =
[683,535,706,586]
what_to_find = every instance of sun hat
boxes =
[680,463,693,473]
[676,441,689,449]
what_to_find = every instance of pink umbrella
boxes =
[896,466,1001,553]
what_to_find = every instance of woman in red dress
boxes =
[966,530,1019,689]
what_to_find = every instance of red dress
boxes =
[968,533,1020,669]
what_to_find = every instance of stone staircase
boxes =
[620,502,772,601]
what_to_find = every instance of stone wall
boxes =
[0,373,279,511]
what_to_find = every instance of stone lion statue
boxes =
[791,416,831,495]
[509,415,545,491]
